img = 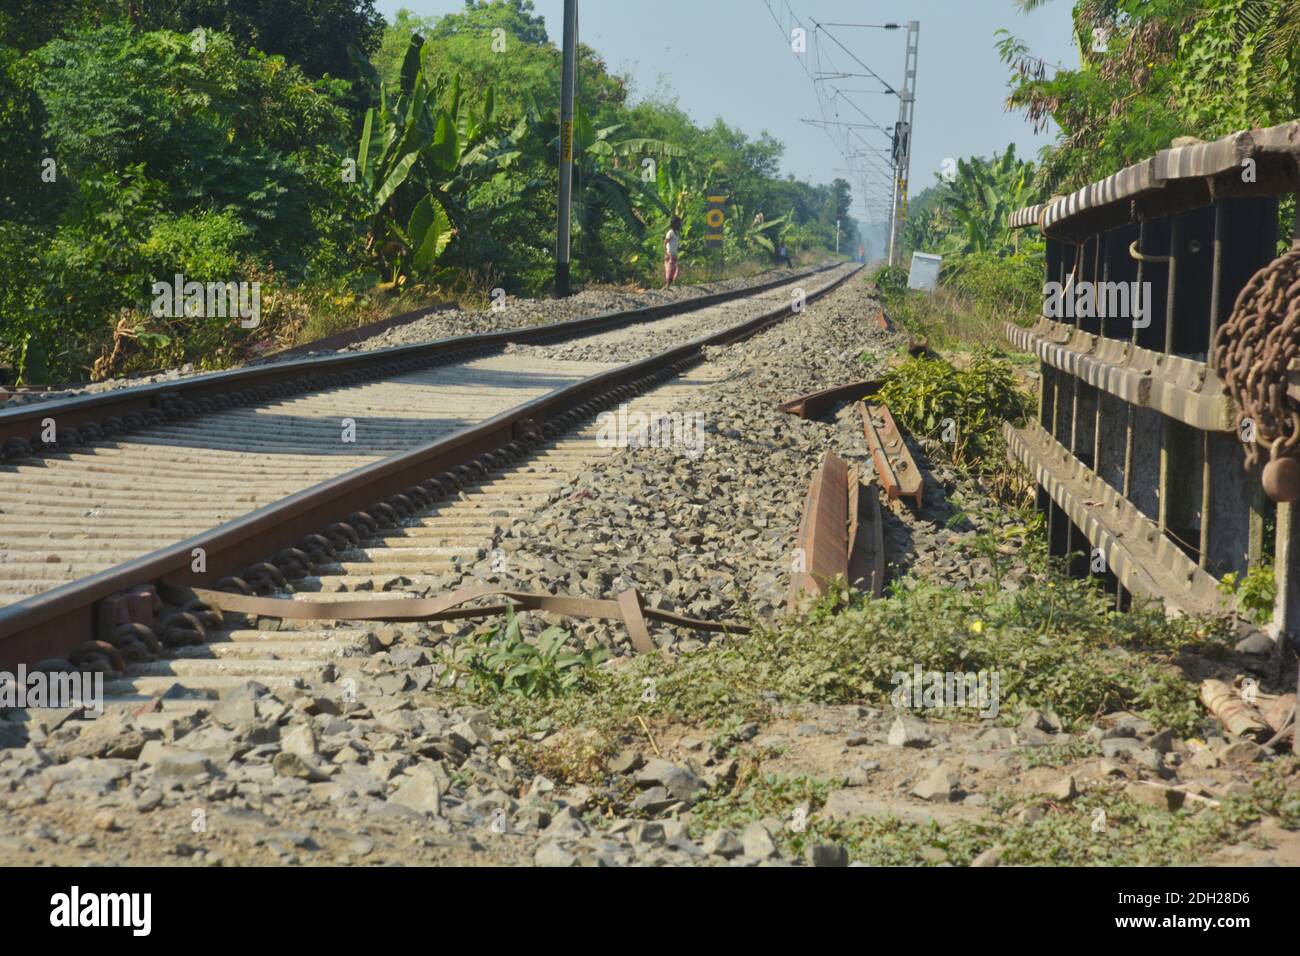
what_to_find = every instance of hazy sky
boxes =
[375,1,1079,226]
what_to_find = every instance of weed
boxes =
[442,606,609,701]
[1218,563,1276,625]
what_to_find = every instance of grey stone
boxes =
[635,758,705,805]
[1019,709,1061,733]
[389,767,445,816]
[702,828,743,859]
[535,842,578,867]
[740,822,779,860]
[1220,740,1264,767]
[1125,782,1185,812]
[544,807,590,839]
[271,751,331,783]
[154,750,213,781]
[1049,775,1077,802]
[912,766,959,802]
[1101,737,1143,759]
[887,715,931,748]
[970,846,1003,867]
[630,786,676,814]
[281,724,319,758]
[608,749,645,775]
[1147,729,1177,753]
[1235,631,1275,655]
[805,843,849,867]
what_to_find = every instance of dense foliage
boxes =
[0,0,857,384]
[999,0,1300,194]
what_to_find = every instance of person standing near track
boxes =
[664,216,682,289]
[776,240,793,269]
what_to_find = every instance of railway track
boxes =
[101,368,720,704]
[0,262,861,678]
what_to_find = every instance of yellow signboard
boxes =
[706,195,726,248]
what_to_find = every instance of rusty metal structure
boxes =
[1005,121,1300,646]
[786,452,884,613]
[860,401,924,509]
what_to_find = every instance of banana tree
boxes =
[567,104,685,267]
[355,35,522,281]
[726,201,789,256]
[934,146,1035,257]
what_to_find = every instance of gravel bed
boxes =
[0,267,1286,869]
[446,268,1030,655]
[0,264,819,412]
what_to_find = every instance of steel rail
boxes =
[0,263,840,455]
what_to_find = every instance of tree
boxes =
[355,34,525,281]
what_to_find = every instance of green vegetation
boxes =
[877,351,1031,468]
[443,606,609,700]
[1219,563,1278,624]
[1000,0,1300,196]
[446,537,1226,747]
[1,0,856,384]
[682,771,1284,866]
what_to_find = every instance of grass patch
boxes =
[869,252,1042,353]
[442,547,1229,765]
[682,770,1279,866]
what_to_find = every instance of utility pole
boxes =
[555,0,578,297]
[888,21,919,268]
[836,219,841,254]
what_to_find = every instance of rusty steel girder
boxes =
[786,453,884,613]
[777,381,879,420]
[860,402,923,508]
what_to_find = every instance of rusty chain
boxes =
[1213,246,1300,502]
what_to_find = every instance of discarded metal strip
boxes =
[859,402,923,508]
[875,309,893,331]
[846,468,886,599]
[777,381,878,420]
[787,453,850,614]
[158,583,749,656]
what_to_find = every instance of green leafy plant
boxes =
[877,350,1030,469]
[870,264,909,300]
[1218,563,1276,624]
[445,606,609,700]
[355,34,522,281]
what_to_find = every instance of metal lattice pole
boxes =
[889,22,919,268]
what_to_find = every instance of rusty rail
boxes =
[860,402,923,508]
[1003,120,1300,641]
[777,380,879,420]
[786,452,884,613]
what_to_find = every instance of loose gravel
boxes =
[6,269,1283,868]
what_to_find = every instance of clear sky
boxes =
[374,0,1079,227]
